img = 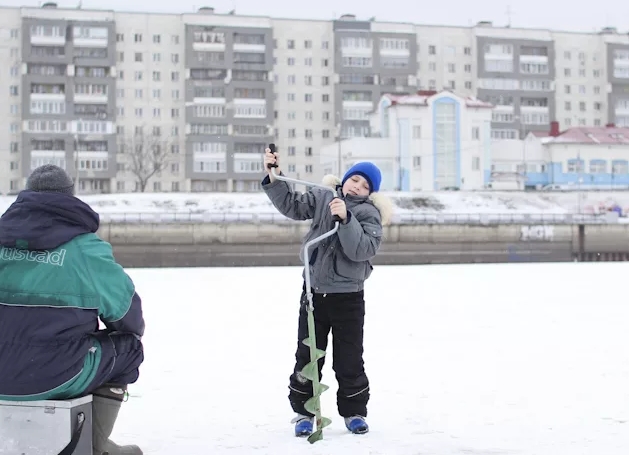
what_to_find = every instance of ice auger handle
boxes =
[331,197,343,223]
[267,143,279,169]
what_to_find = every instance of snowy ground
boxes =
[113,263,629,454]
[3,191,629,222]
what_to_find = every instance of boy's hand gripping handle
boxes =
[267,143,341,223]
[267,143,279,169]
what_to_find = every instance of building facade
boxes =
[323,104,629,192]
[320,91,494,191]
[1,3,629,195]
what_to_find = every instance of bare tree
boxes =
[118,128,172,192]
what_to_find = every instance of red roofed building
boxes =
[490,122,629,190]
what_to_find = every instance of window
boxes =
[342,57,372,68]
[379,38,409,50]
[193,31,224,43]
[193,142,227,153]
[26,120,68,133]
[193,105,225,118]
[31,151,65,171]
[234,88,265,99]
[343,91,371,101]
[491,111,512,123]
[478,79,519,90]
[234,53,265,64]
[491,129,517,139]
[612,160,629,174]
[567,159,584,173]
[520,63,549,74]
[193,159,226,173]
[232,70,267,81]
[31,101,66,115]
[234,105,266,118]
[233,125,267,136]
[30,25,64,38]
[484,44,513,55]
[589,160,607,174]
[340,37,372,49]
[73,26,108,40]
[74,84,108,96]
[381,57,409,68]
[521,80,551,91]
[190,124,228,135]
[485,60,512,72]
[433,100,457,189]
[234,157,263,173]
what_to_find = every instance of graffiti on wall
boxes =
[520,225,554,242]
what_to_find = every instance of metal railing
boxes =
[97,211,625,225]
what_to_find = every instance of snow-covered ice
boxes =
[113,262,629,454]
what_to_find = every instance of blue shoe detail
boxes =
[292,415,313,437]
[344,415,369,434]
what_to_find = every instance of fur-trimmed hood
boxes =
[321,174,394,226]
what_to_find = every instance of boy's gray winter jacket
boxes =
[261,173,392,293]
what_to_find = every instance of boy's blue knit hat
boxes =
[342,162,382,194]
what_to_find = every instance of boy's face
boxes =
[342,174,370,197]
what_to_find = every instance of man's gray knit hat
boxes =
[25,164,75,195]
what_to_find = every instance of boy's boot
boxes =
[291,414,314,437]
[344,415,369,434]
[92,384,143,455]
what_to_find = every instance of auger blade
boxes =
[299,291,331,442]
[306,416,332,444]
[300,362,323,382]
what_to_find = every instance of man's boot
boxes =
[92,384,143,455]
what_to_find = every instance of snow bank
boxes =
[2,190,629,221]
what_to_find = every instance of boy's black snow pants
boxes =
[288,286,370,418]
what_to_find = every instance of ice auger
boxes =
[267,143,341,443]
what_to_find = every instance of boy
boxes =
[261,148,392,436]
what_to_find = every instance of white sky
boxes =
[2,0,625,33]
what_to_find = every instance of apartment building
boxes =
[0,8,23,196]
[1,3,629,195]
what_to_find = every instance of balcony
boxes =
[520,54,548,64]
[233,99,267,119]
[233,33,266,53]
[73,26,108,48]
[72,120,114,135]
[74,85,108,104]
[233,153,264,173]
[74,93,107,104]
[192,85,226,105]
[31,151,66,171]
[342,100,373,109]
[30,25,65,46]
[31,92,65,102]
[192,96,226,105]
[233,43,265,53]
[74,151,109,173]
[340,37,373,57]
[23,119,69,134]
[31,34,65,46]
[192,31,226,52]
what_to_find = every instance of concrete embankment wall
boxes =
[97,222,629,268]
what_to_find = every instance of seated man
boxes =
[0,164,145,455]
